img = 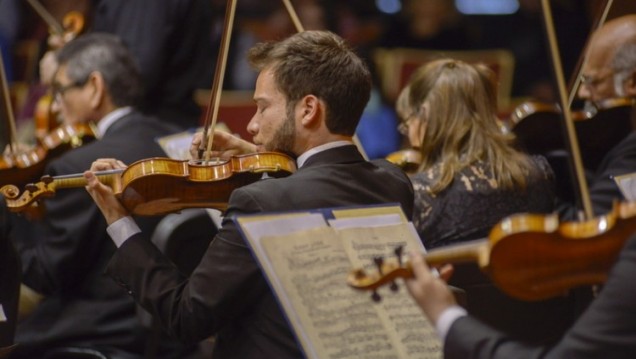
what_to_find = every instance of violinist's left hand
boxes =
[84,158,129,225]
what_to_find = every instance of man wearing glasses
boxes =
[7,33,194,358]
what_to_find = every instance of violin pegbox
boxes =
[347,245,413,302]
[1,175,57,213]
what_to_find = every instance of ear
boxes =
[298,95,322,127]
[86,71,105,109]
[625,71,636,97]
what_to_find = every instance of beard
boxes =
[265,105,296,155]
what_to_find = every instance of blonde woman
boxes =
[402,59,556,249]
[401,59,576,343]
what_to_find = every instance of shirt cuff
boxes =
[436,305,468,342]
[106,216,141,248]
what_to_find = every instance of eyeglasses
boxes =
[397,109,421,136]
[579,71,614,88]
[53,80,86,102]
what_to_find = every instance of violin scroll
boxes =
[348,246,413,302]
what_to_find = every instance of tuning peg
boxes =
[374,256,384,275]
[25,183,38,193]
[371,290,381,302]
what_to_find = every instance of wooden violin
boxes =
[0,28,95,189]
[348,201,636,302]
[0,123,96,188]
[1,152,296,217]
[509,97,635,171]
[385,149,422,174]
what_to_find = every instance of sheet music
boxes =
[237,206,441,359]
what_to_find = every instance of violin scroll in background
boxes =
[348,201,636,302]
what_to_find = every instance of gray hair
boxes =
[611,42,636,96]
[55,33,142,107]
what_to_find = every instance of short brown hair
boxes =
[247,31,371,135]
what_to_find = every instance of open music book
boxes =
[235,204,441,359]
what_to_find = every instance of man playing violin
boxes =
[399,16,636,358]
[84,30,414,358]
[6,33,197,358]
[561,14,636,218]
[403,230,636,359]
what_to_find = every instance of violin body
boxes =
[348,201,636,301]
[1,152,296,217]
[0,123,96,187]
[119,153,296,215]
[510,98,635,171]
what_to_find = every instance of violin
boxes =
[509,97,635,171]
[0,123,96,188]
[1,152,296,217]
[385,149,422,173]
[348,201,636,302]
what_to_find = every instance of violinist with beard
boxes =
[83,31,414,358]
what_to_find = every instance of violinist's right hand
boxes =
[189,130,257,161]
[84,158,129,225]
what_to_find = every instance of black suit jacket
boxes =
[445,233,636,359]
[588,132,636,216]
[11,111,183,357]
[106,145,414,358]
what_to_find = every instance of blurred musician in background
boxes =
[558,14,636,218]
[400,58,577,342]
[7,33,194,359]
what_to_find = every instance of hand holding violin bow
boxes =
[190,129,257,161]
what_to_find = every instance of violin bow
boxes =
[26,0,65,36]
[541,0,593,220]
[200,0,237,163]
[0,48,18,155]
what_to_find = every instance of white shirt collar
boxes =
[296,140,354,168]
[95,107,133,137]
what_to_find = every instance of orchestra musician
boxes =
[559,14,636,219]
[34,0,214,130]
[399,58,576,341]
[6,33,195,358]
[401,15,636,359]
[83,30,414,358]
[404,232,636,359]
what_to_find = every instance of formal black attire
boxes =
[9,111,189,358]
[105,145,414,358]
[412,156,577,343]
[444,232,636,359]
[586,131,636,217]
[0,196,19,353]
